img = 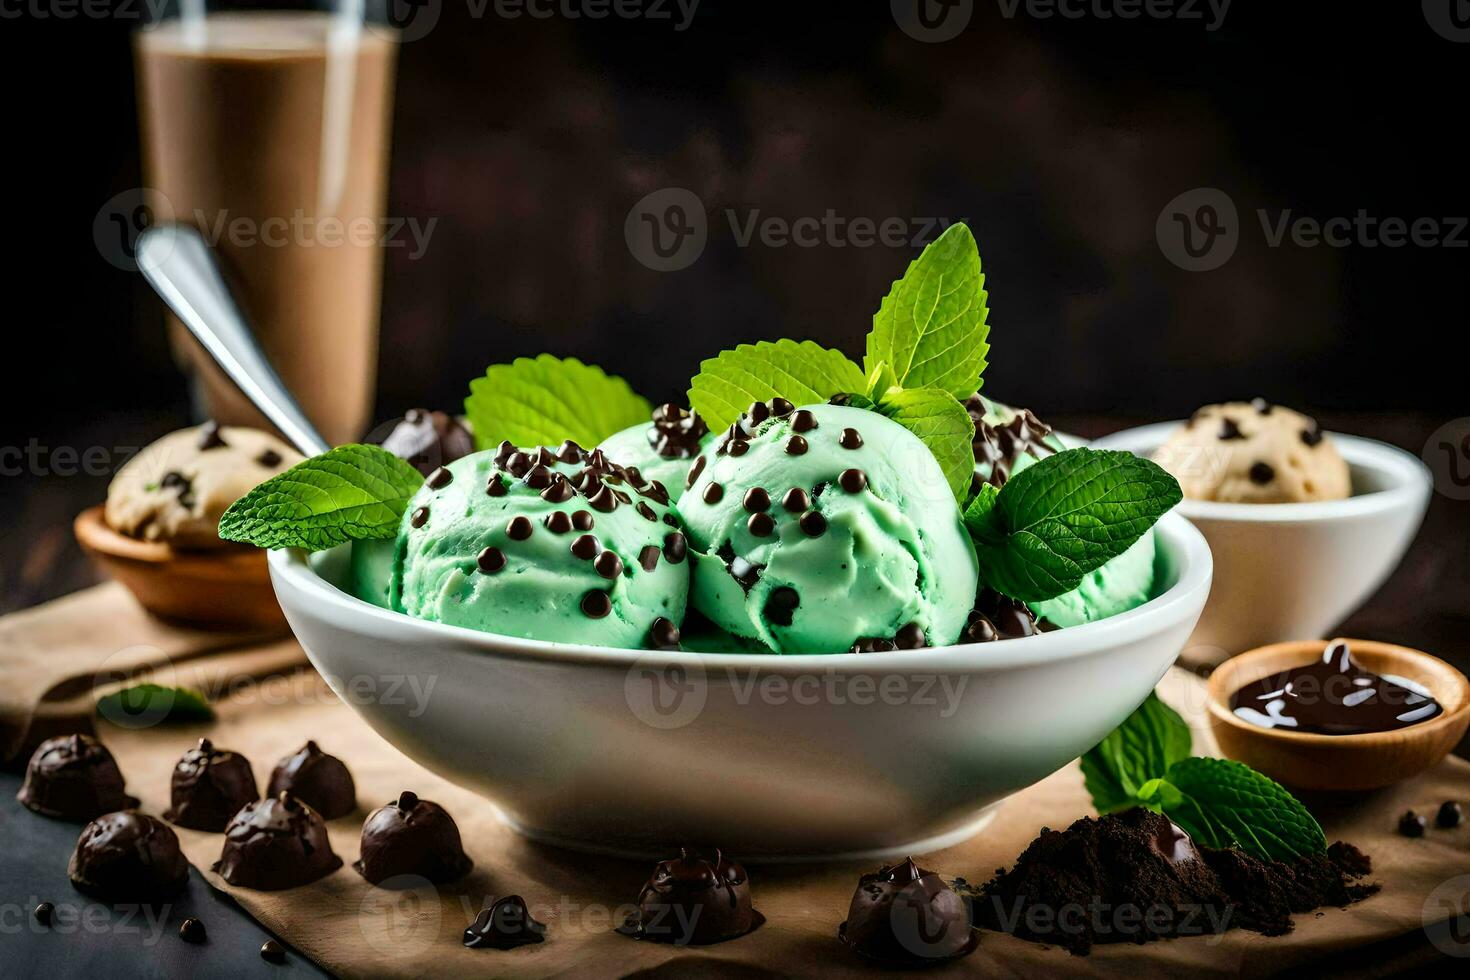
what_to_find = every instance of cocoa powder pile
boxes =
[962,808,1378,955]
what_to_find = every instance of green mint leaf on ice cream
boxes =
[875,387,976,501]
[1081,692,1192,814]
[688,339,868,431]
[218,444,425,551]
[465,354,651,450]
[964,447,1182,602]
[864,222,990,399]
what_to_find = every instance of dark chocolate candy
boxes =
[838,857,978,965]
[165,738,260,832]
[618,847,762,946]
[373,409,475,476]
[464,895,547,949]
[214,792,343,890]
[266,741,356,819]
[68,811,190,903]
[354,791,473,886]
[18,734,139,822]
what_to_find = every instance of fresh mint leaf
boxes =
[1157,757,1327,862]
[864,360,898,401]
[876,388,976,502]
[688,340,868,430]
[465,355,651,450]
[964,447,1182,602]
[218,444,424,552]
[97,683,214,727]
[864,223,990,399]
[830,392,878,411]
[1081,692,1193,815]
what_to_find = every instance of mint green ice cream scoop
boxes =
[599,404,713,503]
[679,401,978,654]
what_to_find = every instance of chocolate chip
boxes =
[504,451,531,477]
[785,435,808,456]
[748,512,775,537]
[556,440,584,463]
[571,534,600,560]
[743,487,770,512]
[747,401,770,425]
[573,510,595,531]
[764,586,800,626]
[410,506,429,529]
[257,449,283,468]
[524,465,553,490]
[581,590,611,619]
[1437,801,1463,828]
[426,466,453,490]
[964,616,999,643]
[799,511,827,536]
[397,790,419,810]
[197,421,227,450]
[587,485,619,512]
[703,483,725,505]
[851,637,897,653]
[595,551,623,579]
[477,547,506,574]
[727,439,749,457]
[838,427,863,449]
[487,474,507,497]
[506,516,533,540]
[1219,418,1245,440]
[1251,397,1273,415]
[639,545,661,572]
[791,410,817,432]
[640,482,671,506]
[260,940,286,964]
[1399,810,1426,838]
[662,513,680,527]
[895,623,926,649]
[1301,426,1324,447]
[778,489,807,514]
[636,502,657,522]
[544,511,572,534]
[1249,461,1275,485]
[838,468,868,493]
[649,617,681,650]
[770,397,795,417]
[179,917,207,944]
[34,903,53,925]
[663,532,687,564]
[542,476,575,503]
[686,456,707,488]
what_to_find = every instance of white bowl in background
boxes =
[1092,422,1430,668]
[267,514,1210,861]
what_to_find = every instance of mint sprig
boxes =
[97,683,215,727]
[864,222,989,399]
[875,388,975,501]
[687,340,868,431]
[466,355,651,450]
[218,444,425,552]
[1081,693,1327,863]
[964,447,1182,602]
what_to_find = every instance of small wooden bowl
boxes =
[1207,638,1470,792]
[73,505,287,632]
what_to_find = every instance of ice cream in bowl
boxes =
[1091,404,1430,666]
[228,226,1213,857]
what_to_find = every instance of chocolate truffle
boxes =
[266,741,356,819]
[213,792,343,890]
[617,847,763,945]
[463,895,548,950]
[68,811,190,903]
[165,739,259,832]
[18,734,139,822]
[839,857,978,965]
[354,790,473,886]
[373,408,475,476]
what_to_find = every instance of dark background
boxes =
[1,2,1467,625]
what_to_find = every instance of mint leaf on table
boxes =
[218,444,425,552]
[964,447,1182,602]
[863,222,990,400]
[465,354,651,450]
[876,387,976,502]
[1150,758,1328,862]
[97,683,214,727]
[1080,692,1193,814]
[688,339,868,430]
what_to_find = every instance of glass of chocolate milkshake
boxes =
[134,2,399,444]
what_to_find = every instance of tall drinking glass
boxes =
[134,1,398,444]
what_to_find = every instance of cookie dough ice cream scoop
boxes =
[680,400,978,653]
[1153,400,1350,503]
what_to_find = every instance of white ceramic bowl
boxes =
[1092,422,1430,667]
[267,514,1211,861]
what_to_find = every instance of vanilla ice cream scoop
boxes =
[1152,400,1350,503]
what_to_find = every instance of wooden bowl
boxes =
[1207,638,1470,792]
[73,505,287,632]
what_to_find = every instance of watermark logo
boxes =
[1423,418,1470,500]
[372,0,442,42]
[625,188,708,272]
[1423,874,1470,956]
[93,187,176,273]
[358,874,444,957]
[892,0,974,43]
[1156,187,1238,272]
[1423,0,1470,42]
[994,0,1231,31]
[624,654,708,729]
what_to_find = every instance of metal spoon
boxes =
[135,225,331,457]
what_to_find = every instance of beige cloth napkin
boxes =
[6,587,1465,976]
